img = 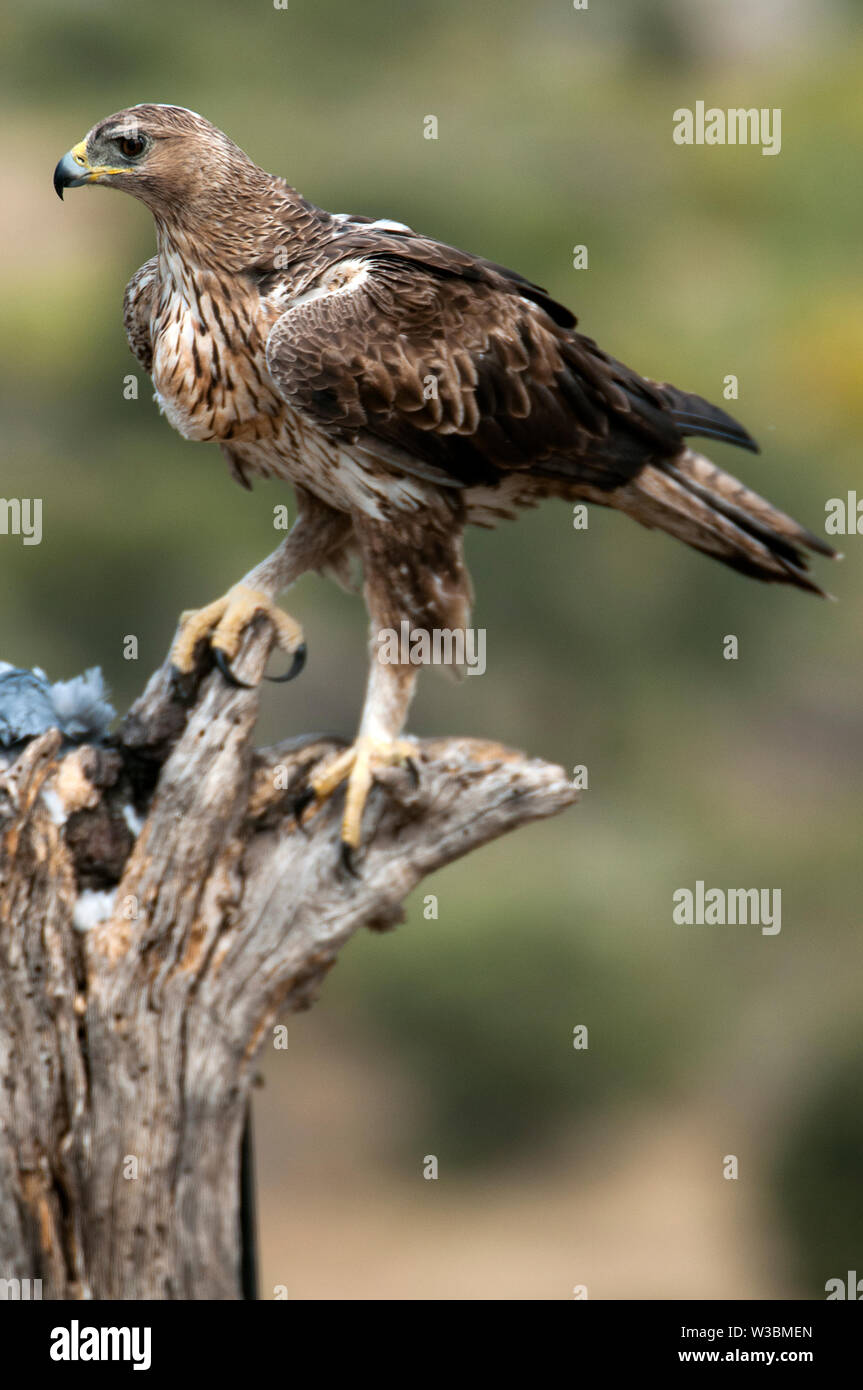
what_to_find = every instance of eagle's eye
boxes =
[117,135,146,160]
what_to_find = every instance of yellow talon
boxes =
[309,735,419,850]
[170,583,305,679]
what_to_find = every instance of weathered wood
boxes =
[0,622,577,1299]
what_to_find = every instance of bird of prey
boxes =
[54,105,835,861]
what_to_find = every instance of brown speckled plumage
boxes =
[56,105,836,844]
[98,105,833,602]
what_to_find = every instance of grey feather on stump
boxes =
[0,623,577,1300]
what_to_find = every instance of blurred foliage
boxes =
[0,0,860,1295]
[774,1044,863,1296]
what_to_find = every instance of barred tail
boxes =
[615,448,837,596]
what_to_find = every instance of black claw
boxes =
[169,663,194,695]
[405,756,420,788]
[266,642,307,684]
[213,648,255,689]
[291,786,316,831]
[340,841,361,878]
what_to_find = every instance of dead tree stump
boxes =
[0,621,577,1299]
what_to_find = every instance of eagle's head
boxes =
[53,104,251,216]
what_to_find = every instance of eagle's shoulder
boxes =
[261,218,637,488]
[280,215,577,328]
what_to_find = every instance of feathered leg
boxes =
[307,504,471,866]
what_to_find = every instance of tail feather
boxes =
[614,449,837,596]
[667,450,835,559]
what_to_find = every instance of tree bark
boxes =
[0,620,577,1299]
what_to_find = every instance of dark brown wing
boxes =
[122,256,158,373]
[264,230,757,494]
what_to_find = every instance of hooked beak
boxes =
[53,140,125,200]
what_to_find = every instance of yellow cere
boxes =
[70,138,125,179]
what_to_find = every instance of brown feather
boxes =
[98,103,833,603]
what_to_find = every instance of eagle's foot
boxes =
[170,584,306,687]
[304,734,420,869]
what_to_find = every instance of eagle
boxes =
[54,105,835,863]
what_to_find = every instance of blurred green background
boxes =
[1,0,861,1299]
